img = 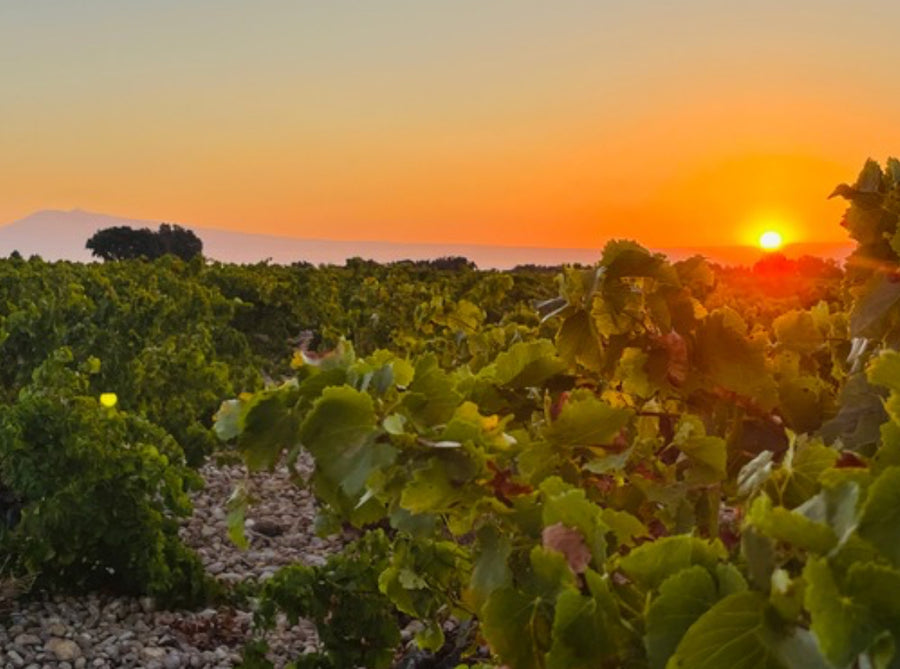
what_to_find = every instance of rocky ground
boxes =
[0,457,345,669]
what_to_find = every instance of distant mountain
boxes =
[0,209,853,269]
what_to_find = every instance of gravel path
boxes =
[0,458,344,669]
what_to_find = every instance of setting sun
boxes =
[759,230,783,251]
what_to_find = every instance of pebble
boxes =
[142,647,167,661]
[45,637,82,661]
[48,622,68,637]
[0,457,341,668]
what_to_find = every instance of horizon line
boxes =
[6,207,853,255]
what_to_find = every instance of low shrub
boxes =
[0,350,214,607]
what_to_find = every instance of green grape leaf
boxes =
[869,350,900,425]
[746,495,837,554]
[599,508,647,549]
[820,370,887,452]
[440,298,485,334]
[780,439,839,508]
[645,565,718,669]
[526,546,578,601]
[715,563,748,597]
[794,480,860,548]
[543,393,631,448]
[226,483,250,550]
[591,286,643,337]
[845,562,900,632]
[773,310,824,354]
[300,385,392,498]
[845,562,900,669]
[239,390,301,470]
[678,434,727,484]
[601,240,674,282]
[415,620,445,652]
[851,275,900,339]
[869,350,900,394]
[804,557,878,667]
[875,422,900,474]
[742,526,776,592]
[769,568,803,623]
[400,460,468,515]
[615,347,654,397]
[778,376,829,434]
[695,308,778,411]
[556,310,604,372]
[481,587,552,669]
[583,445,632,474]
[545,586,619,669]
[857,466,900,566]
[489,339,567,388]
[213,398,243,442]
[382,413,407,435]
[668,591,832,669]
[467,525,512,608]
[402,355,462,426]
[617,535,725,590]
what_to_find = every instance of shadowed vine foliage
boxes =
[239,531,399,669]
[219,159,900,668]
[0,349,215,607]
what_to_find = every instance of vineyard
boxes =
[1,158,900,668]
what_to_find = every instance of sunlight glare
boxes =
[759,231,783,251]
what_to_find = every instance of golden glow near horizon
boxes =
[1,3,899,250]
[759,231,783,251]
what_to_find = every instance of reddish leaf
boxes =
[835,451,867,468]
[632,461,664,483]
[542,522,592,574]
[647,518,668,539]
[587,474,616,495]
[653,330,689,387]
[486,461,533,505]
[550,391,570,420]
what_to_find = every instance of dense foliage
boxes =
[0,252,557,606]
[3,158,898,668]
[0,349,212,606]
[218,160,900,668]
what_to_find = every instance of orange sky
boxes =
[2,2,898,249]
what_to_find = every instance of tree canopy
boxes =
[86,224,203,261]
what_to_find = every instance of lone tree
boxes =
[157,224,203,260]
[86,224,203,261]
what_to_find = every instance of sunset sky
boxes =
[2,1,899,250]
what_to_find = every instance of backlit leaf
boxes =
[543,392,631,448]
